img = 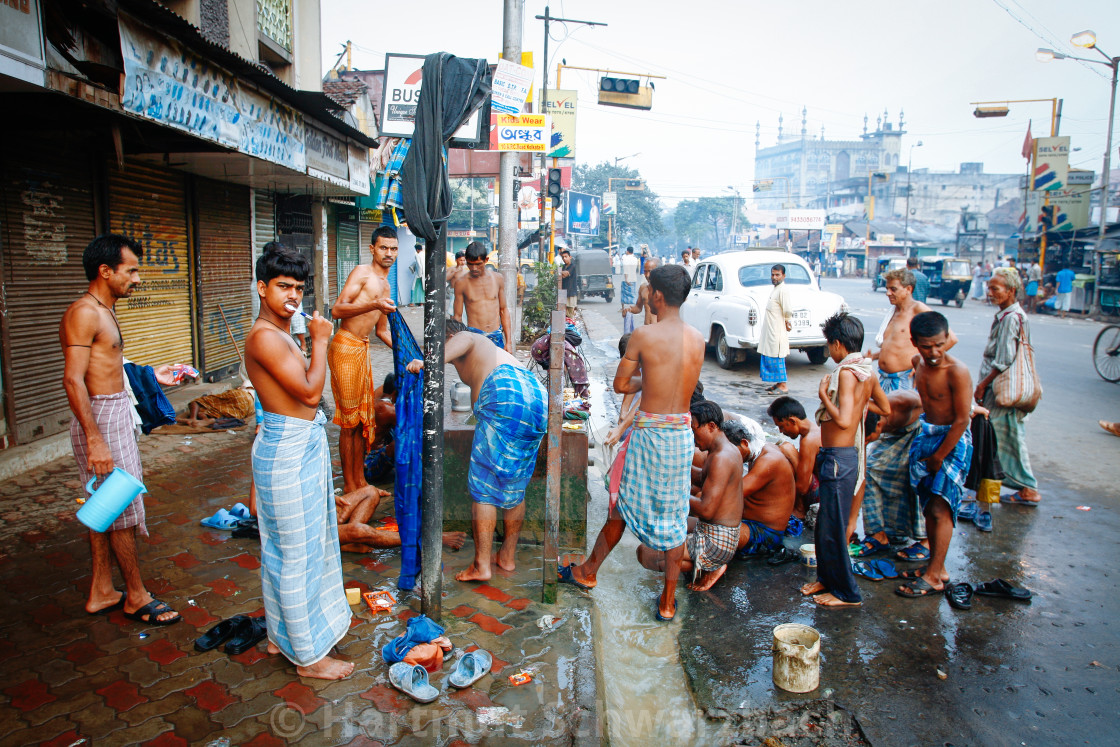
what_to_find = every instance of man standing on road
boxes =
[1055,265,1076,318]
[558,265,706,622]
[61,234,184,625]
[759,264,793,395]
[622,258,660,332]
[1026,261,1042,313]
[452,241,514,352]
[560,249,579,316]
[620,246,640,309]
[446,250,467,313]
[680,249,695,278]
[330,227,398,494]
[906,257,930,304]
[867,269,929,393]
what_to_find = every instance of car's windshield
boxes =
[738,263,812,287]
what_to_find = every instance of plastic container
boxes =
[77,468,146,532]
[772,623,821,693]
[799,543,816,568]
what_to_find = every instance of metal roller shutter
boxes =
[0,138,97,442]
[251,190,276,318]
[197,179,251,378]
[337,209,359,296]
[108,160,195,369]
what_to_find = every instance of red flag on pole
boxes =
[1021,121,1033,160]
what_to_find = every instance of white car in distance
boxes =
[680,250,847,369]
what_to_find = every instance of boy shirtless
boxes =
[722,418,795,558]
[330,228,398,492]
[452,241,513,353]
[247,247,353,680]
[768,396,821,524]
[897,312,973,598]
[558,265,705,622]
[333,485,466,553]
[638,401,742,591]
[803,313,889,608]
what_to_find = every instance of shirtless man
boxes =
[802,312,889,608]
[328,228,398,493]
[867,269,929,393]
[768,396,821,524]
[408,319,546,581]
[247,246,353,680]
[722,417,796,561]
[897,312,973,599]
[60,234,182,625]
[622,257,660,328]
[558,265,705,622]
[452,241,513,354]
[638,401,742,591]
[446,250,467,310]
[334,485,466,553]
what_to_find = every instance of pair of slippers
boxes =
[195,615,268,654]
[948,579,1032,609]
[201,503,254,530]
[388,649,493,704]
[852,559,899,581]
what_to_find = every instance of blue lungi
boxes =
[469,326,505,350]
[469,364,548,509]
[877,365,915,393]
[252,410,350,666]
[909,415,974,523]
[616,411,693,551]
[621,281,637,305]
[760,354,787,383]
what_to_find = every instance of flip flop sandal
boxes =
[1001,493,1040,507]
[225,616,268,655]
[195,615,248,652]
[389,662,440,703]
[88,591,126,616]
[895,577,942,598]
[972,511,993,532]
[124,598,182,626]
[974,579,1032,601]
[853,536,890,558]
[448,649,493,688]
[957,503,978,522]
[945,582,974,610]
[767,546,799,566]
[654,599,675,622]
[852,561,883,581]
[557,561,593,591]
[200,508,239,530]
[869,559,899,579]
[230,502,253,521]
[895,542,930,561]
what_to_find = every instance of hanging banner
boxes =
[491,58,535,115]
[496,114,549,152]
[566,190,600,237]
[1032,136,1070,191]
[118,14,305,173]
[602,191,617,216]
[545,89,578,158]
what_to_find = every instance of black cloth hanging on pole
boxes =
[401,53,492,242]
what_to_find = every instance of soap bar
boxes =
[345,588,361,606]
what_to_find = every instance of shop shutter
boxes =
[276,195,315,313]
[108,160,195,370]
[251,190,276,317]
[327,210,338,309]
[197,178,251,378]
[337,211,359,297]
[0,138,97,443]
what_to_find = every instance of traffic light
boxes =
[1039,204,1056,231]
[600,77,640,94]
[624,179,644,190]
[547,168,563,208]
[598,77,653,110]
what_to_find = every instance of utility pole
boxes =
[499,0,522,324]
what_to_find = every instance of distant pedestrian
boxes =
[970,262,985,300]
[620,247,639,307]
[759,264,793,395]
[1025,261,1042,313]
[560,249,579,315]
[1054,265,1076,318]
[906,257,930,304]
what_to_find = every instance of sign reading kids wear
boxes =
[496,114,549,152]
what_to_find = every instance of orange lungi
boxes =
[328,328,376,447]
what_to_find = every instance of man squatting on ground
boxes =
[769,396,821,525]
[61,234,183,624]
[329,227,398,493]
[246,246,352,680]
[723,417,797,560]
[452,241,514,353]
[408,318,547,582]
[803,313,889,608]
[558,265,705,622]
[897,311,974,598]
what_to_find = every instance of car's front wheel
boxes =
[807,346,829,365]
[714,327,735,369]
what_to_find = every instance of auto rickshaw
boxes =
[571,248,614,302]
[871,255,907,291]
[921,256,972,307]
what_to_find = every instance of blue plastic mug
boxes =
[77,468,146,532]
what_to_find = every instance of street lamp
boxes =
[904,140,923,257]
[1037,30,1119,316]
[614,152,640,166]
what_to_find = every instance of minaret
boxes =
[755,121,761,151]
[863,114,869,136]
[801,106,807,139]
[778,113,783,143]
[899,109,905,131]
[876,112,882,132]
[820,124,825,141]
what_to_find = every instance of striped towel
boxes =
[909,415,974,522]
[469,364,548,509]
[616,411,693,551]
[252,410,350,666]
[70,391,147,536]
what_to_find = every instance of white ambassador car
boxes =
[681,250,847,369]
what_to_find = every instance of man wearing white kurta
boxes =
[758,264,793,394]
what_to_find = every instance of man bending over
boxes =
[723,418,796,558]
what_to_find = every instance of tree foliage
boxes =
[672,196,747,252]
[572,162,664,247]
[447,177,491,232]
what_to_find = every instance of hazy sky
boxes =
[321,0,1119,206]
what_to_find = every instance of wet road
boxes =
[578,278,1120,746]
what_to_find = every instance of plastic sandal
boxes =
[945,582,974,610]
[853,535,890,558]
[200,508,239,530]
[852,560,883,581]
[895,542,931,562]
[869,559,899,579]
[389,662,440,703]
[230,502,253,521]
[448,649,493,688]
[974,579,1031,601]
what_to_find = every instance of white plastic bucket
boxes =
[77,468,146,532]
[799,543,816,567]
[772,623,821,693]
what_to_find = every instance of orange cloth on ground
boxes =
[403,643,444,673]
[191,388,255,419]
[328,328,376,447]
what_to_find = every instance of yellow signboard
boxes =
[496,114,548,152]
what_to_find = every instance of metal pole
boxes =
[542,308,564,603]
[537,6,551,264]
[1092,58,1118,317]
[499,0,522,332]
[420,230,447,620]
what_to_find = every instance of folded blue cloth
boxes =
[381,614,446,663]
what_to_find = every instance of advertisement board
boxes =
[491,58,534,115]
[381,53,482,140]
[545,89,578,158]
[776,209,826,230]
[602,191,617,216]
[1033,136,1070,191]
[566,191,601,237]
[1025,187,1091,233]
[496,114,548,152]
[1,0,44,76]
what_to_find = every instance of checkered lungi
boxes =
[909,415,974,523]
[468,326,505,350]
[469,364,548,509]
[760,354,787,383]
[70,391,147,536]
[328,328,376,447]
[616,411,693,551]
[686,521,739,571]
[864,420,925,539]
[876,365,915,393]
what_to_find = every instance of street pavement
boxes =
[0,307,599,747]
[577,277,1120,746]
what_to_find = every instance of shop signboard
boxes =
[1,0,44,84]
[545,89,577,158]
[776,209,826,230]
[602,191,617,216]
[491,58,534,114]
[496,114,548,152]
[566,190,601,237]
[305,124,349,187]
[1032,136,1070,191]
[381,53,482,140]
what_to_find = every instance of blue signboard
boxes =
[566,190,601,237]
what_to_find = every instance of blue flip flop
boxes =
[557,561,593,591]
[654,599,676,622]
[449,649,493,688]
[973,511,994,532]
[895,542,931,562]
[200,508,239,530]
[389,662,439,703]
[853,535,890,558]
[230,502,253,521]
[852,560,883,581]
[869,559,899,579]
[1001,493,1039,507]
